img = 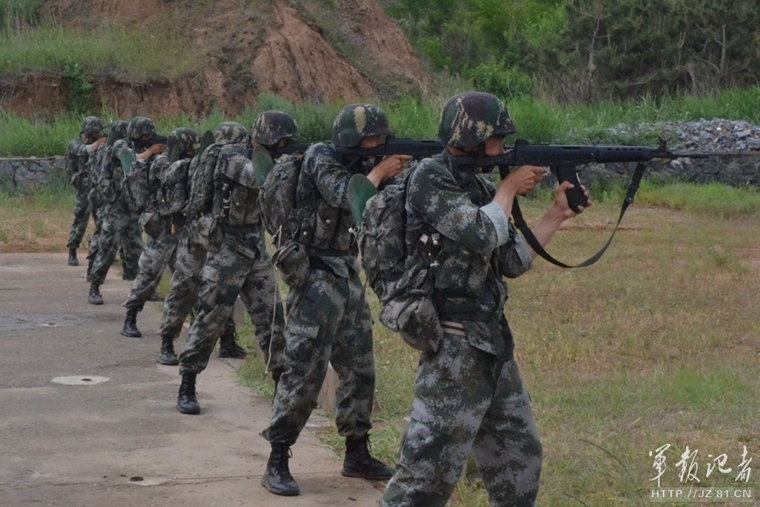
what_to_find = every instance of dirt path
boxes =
[0,253,381,507]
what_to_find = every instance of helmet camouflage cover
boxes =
[81,116,104,136]
[167,128,200,157]
[107,120,129,146]
[331,104,392,148]
[251,111,300,146]
[213,122,248,144]
[127,116,157,140]
[438,92,517,149]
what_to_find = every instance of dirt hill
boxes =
[1,0,431,118]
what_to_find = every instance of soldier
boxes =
[120,128,199,338]
[155,122,250,366]
[259,104,408,497]
[87,117,160,305]
[380,92,589,507]
[65,116,106,266]
[175,115,290,414]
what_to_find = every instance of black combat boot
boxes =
[261,443,299,496]
[342,435,393,480]
[88,283,103,305]
[120,308,142,338]
[68,247,79,266]
[177,372,200,414]
[157,335,179,365]
[218,327,247,358]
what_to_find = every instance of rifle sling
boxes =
[510,162,646,269]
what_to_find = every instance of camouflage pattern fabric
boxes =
[261,143,376,445]
[127,116,156,140]
[122,216,177,311]
[166,128,199,159]
[177,142,285,375]
[381,150,541,506]
[332,103,392,148]
[177,237,285,375]
[65,137,93,249]
[213,122,247,144]
[381,342,542,507]
[438,92,517,149]
[89,136,153,285]
[261,264,375,445]
[251,111,299,146]
[89,198,142,285]
[293,142,372,258]
[122,152,178,310]
[85,143,110,261]
[81,116,104,135]
[156,223,237,344]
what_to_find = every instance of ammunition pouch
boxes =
[272,240,310,289]
[140,212,163,239]
[193,214,222,253]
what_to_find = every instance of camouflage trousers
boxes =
[90,198,143,286]
[157,225,237,342]
[261,265,375,446]
[67,183,91,249]
[123,218,177,311]
[381,336,542,507]
[85,202,103,266]
[178,237,285,375]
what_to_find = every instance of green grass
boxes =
[0,23,203,79]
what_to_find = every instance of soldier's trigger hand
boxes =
[502,165,545,196]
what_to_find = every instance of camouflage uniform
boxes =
[88,121,143,285]
[65,117,103,255]
[159,124,252,367]
[84,141,108,276]
[261,140,376,445]
[178,140,285,375]
[382,93,542,507]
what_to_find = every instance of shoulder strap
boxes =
[511,162,646,269]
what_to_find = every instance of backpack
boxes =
[258,152,304,247]
[158,158,192,217]
[358,163,444,354]
[187,143,225,221]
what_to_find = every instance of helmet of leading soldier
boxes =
[127,116,157,140]
[167,128,200,157]
[213,122,248,144]
[81,116,104,136]
[438,92,517,149]
[331,104,392,148]
[251,111,299,146]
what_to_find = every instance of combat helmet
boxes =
[81,116,104,136]
[438,92,517,149]
[332,104,392,148]
[127,116,157,140]
[167,128,200,158]
[107,120,129,146]
[213,122,248,144]
[251,111,299,147]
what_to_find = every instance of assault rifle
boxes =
[454,138,708,212]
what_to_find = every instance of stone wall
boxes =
[0,157,66,191]
[580,153,760,188]
[2,153,760,192]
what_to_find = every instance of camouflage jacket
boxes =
[295,142,371,277]
[212,143,265,259]
[65,137,92,189]
[405,151,533,358]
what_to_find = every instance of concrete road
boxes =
[0,253,382,507]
